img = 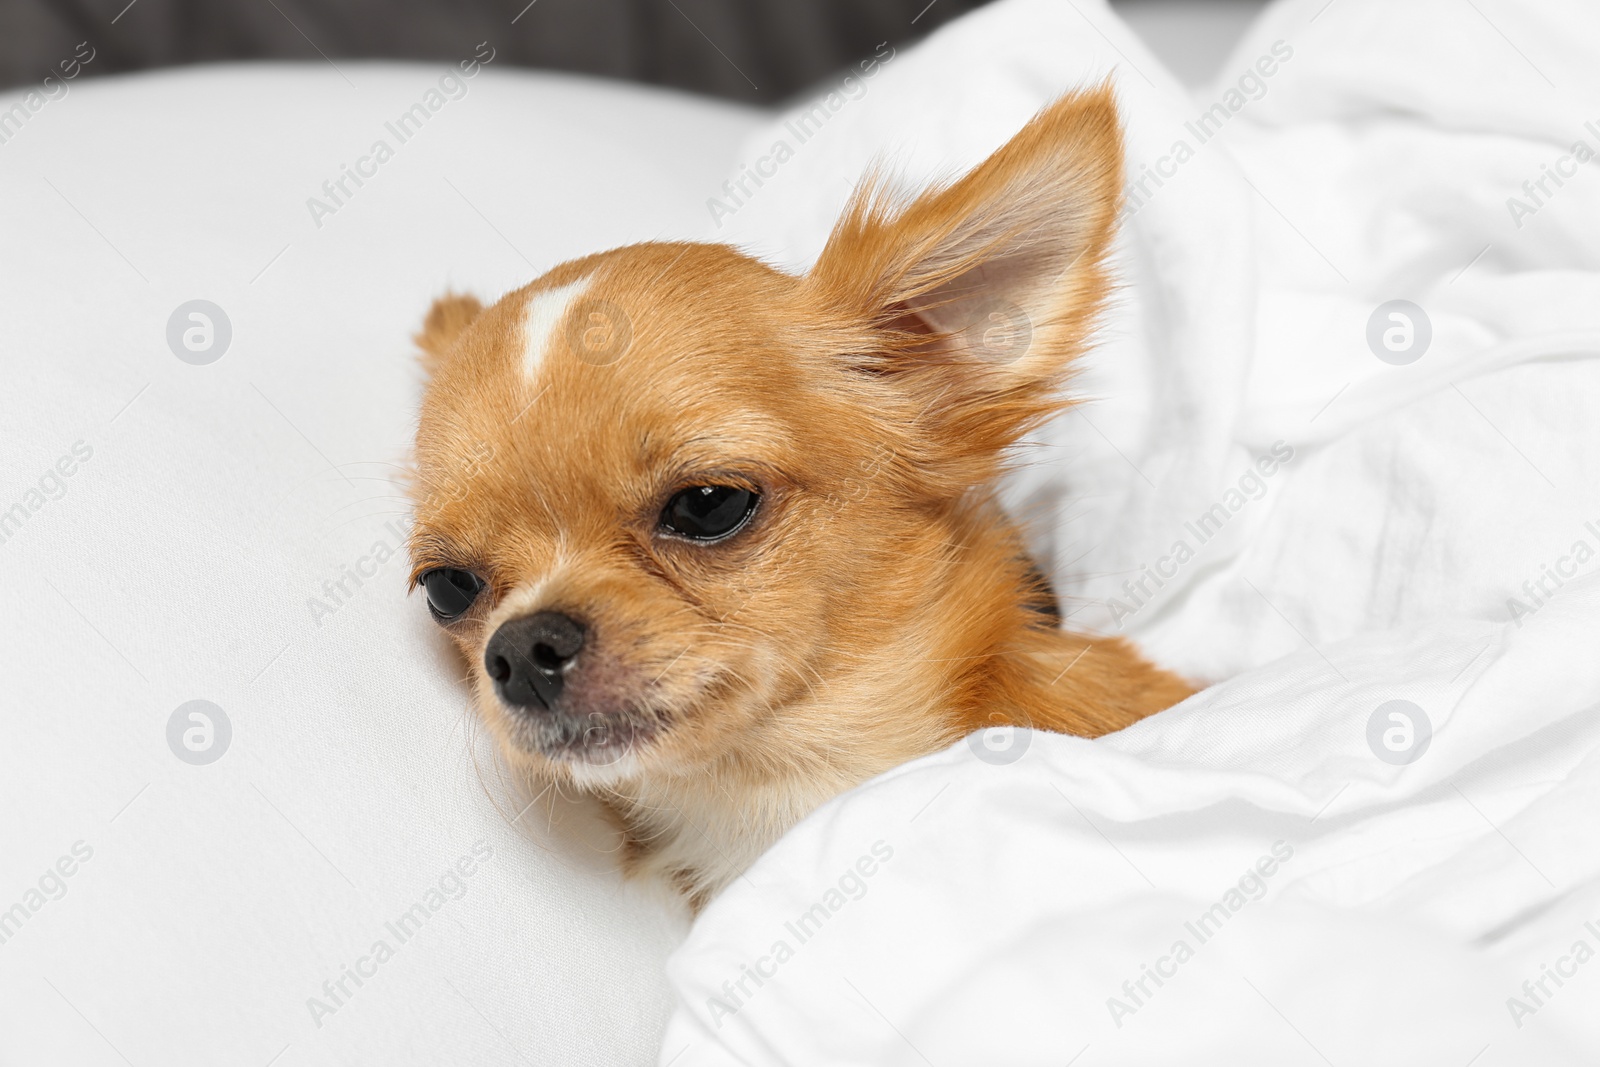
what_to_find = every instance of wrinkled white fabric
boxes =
[663,0,1600,1062]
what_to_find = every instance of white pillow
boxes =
[0,62,758,1065]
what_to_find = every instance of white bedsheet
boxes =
[661,0,1600,1062]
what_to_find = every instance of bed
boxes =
[4,0,1599,1064]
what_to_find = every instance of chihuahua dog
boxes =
[408,87,1192,910]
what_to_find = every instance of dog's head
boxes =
[407,88,1123,786]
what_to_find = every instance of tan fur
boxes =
[414,292,483,375]
[407,88,1193,909]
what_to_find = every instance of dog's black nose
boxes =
[484,611,586,710]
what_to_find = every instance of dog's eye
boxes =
[659,485,759,541]
[420,567,485,621]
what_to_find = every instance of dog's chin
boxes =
[500,704,662,785]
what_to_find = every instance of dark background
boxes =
[0,0,996,103]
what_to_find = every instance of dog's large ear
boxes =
[807,87,1123,482]
[414,293,483,375]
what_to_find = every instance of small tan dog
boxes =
[408,87,1192,909]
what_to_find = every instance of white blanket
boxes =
[661,0,1600,1062]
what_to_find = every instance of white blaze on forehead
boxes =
[520,277,591,381]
